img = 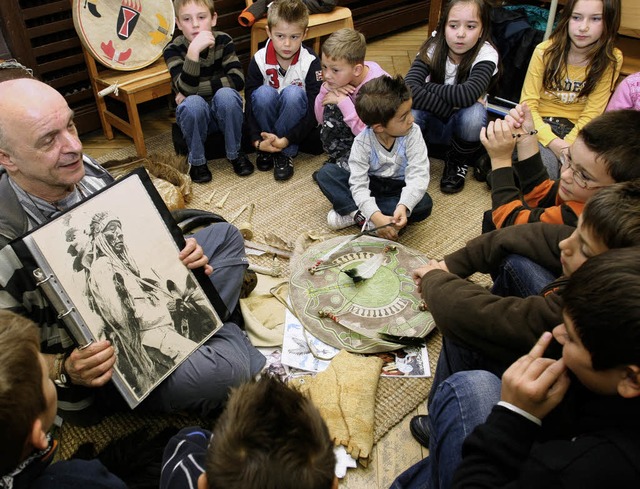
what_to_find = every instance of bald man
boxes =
[0,78,264,419]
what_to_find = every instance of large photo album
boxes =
[17,169,223,408]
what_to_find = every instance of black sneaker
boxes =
[273,154,294,181]
[256,151,274,171]
[473,152,491,183]
[240,269,258,298]
[409,415,431,447]
[189,164,212,183]
[440,162,468,194]
[229,153,254,176]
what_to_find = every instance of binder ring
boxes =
[57,307,75,319]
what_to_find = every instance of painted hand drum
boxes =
[73,0,175,70]
[289,235,436,354]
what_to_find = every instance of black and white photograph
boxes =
[21,171,222,407]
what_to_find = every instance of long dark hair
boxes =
[543,0,621,97]
[417,0,493,84]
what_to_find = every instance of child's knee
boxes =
[455,103,487,141]
[251,85,279,107]
[280,84,306,104]
[177,95,209,117]
[213,87,242,111]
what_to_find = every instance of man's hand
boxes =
[412,259,449,293]
[501,331,571,420]
[186,31,215,60]
[175,93,186,106]
[180,237,213,275]
[65,341,116,387]
[480,119,516,170]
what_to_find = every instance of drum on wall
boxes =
[72,0,175,71]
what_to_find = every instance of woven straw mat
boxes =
[56,132,493,455]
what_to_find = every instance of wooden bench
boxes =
[244,1,354,56]
[83,49,172,157]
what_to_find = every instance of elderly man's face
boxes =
[103,221,124,253]
[0,80,85,201]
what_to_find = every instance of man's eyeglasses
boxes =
[559,147,606,190]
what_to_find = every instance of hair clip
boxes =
[512,129,538,139]
[431,30,437,38]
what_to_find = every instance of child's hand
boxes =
[505,103,526,129]
[322,84,355,106]
[175,93,186,105]
[506,103,536,140]
[187,30,215,59]
[501,332,570,420]
[258,133,278,152]
[548,138,568,160]
[480,119,516,170]
[258,132,289,152]
[370,212,398,241]
[393,205,408,229]
[412,259,448,293]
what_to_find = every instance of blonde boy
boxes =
[164,0,252,183]
[314,28,389,169]
[244,0,322,181]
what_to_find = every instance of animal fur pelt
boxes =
[101,153,192,210]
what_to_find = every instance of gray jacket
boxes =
[0,156,113,352]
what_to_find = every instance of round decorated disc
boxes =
[73,0,175,71]
[289,235,436,353]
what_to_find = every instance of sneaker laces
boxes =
[275,155,292,169]
[455,165,468,179]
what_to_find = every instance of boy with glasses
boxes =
[480,103,640,230]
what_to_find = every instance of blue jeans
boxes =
[194,222,249,316]
[491,254,558,298]
[391,370,501,489]
[143,222,266,416]
[428,336,507,408]
[315,164,433,222]
[413,102,487,146]
[537,143,560,179]
[251,84,307,157]
[176,89,244,165]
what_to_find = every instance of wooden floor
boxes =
[82,24,431,488]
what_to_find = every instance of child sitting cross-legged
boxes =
[244,0,323,181]
[164,0,252,183]
[315,75,433,241]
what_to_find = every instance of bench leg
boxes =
[125,95,147,157]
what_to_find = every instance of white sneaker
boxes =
[327,210,356,230]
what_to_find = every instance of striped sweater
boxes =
[163,31,244,100]
[406,41,498,120]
